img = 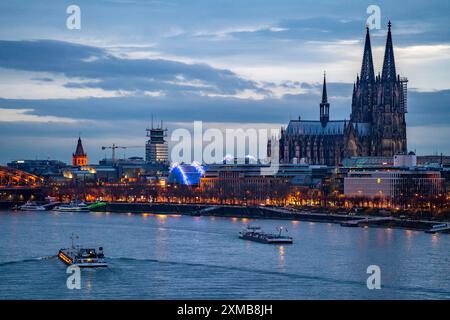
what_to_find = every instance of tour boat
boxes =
[239,225,293,244]
[18,201,47,211]
[54,201,90,212]
[58,234,107,268]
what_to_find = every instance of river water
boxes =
[0,210,448,299]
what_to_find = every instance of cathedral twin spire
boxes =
[319,22,399,126]
[360,26,375,84]
[361,20,397,84]
[381,21,397,82]
[351,21,399,123]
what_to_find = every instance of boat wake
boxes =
[0,255,57,267]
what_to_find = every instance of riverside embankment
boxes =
[90,202,448,233]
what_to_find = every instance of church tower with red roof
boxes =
[72,137,88,167]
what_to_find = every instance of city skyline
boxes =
[1,0,450,164]
[0,2,449,303]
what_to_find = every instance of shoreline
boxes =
[1,201,448,233]
[91,202,450,233]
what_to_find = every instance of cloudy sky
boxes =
[0,0,449,164]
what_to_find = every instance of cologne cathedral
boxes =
[277,22,408,166]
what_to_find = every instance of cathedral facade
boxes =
[277,22,408,166]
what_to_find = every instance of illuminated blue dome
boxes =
[168,162,206,185]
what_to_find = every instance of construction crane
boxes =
[101,144,142,162]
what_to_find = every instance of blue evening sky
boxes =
[0,0,449,163]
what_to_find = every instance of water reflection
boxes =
[155,226,168,260]
[84,271,93,294]
[431,234,439,245]
[278,246,285,270]
[405,229,414,239]
[156,214,167,224]
[386,228,393,242]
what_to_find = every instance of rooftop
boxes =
[286,120,371,136]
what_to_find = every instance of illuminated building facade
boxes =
[200,163,332,202]
[332,153,447,203]
[168,162,205,185]
[344,166,444,200]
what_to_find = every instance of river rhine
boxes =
[0,210,448,299]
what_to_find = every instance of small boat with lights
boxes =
[58,234,107,268]
[54,200,90,212]
[239,225,293,244]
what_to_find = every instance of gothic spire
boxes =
[320,72,330,126]
[360,26,375,83]
[381,21,397,82]
[74,137,86,156]
[321,71,328,103]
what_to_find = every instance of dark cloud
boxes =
[0,40,260,95]
[2,85,449,127]
[30,77,54,82]
[0,80,355,126]
[162,13,449,62]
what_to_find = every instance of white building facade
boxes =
[344,170,444,199]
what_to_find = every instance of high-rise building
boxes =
[277,22,408,166]
[145,123,168,164]
[72,137,88,167]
